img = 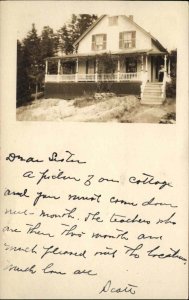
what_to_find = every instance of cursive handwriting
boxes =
[2,225,21,233]
[99,280,138,294]
[42,263,66,275]
[68,193,101,203]
[4,263,37,274]
[156,212,176,225]
[92,229,128,240]
[142,197,177,208]
[61,223,85,238]
[36,169,81,185]
[124,243,143,258]
[147,246,187,264]
[4,208,34,216]
[129,173,173,190]
[39,207,76,219]
[110,196,137,206]
[26,222,54,237]
[4,188,29,198]
[94,247,117,258]
[49,151,86,164]
[4,242,37,254]
[41,245,87,259]
[110,213,150,224]
[6,153,43,163]
[33,191,60,206]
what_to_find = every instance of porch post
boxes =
[95,57,98,82]
[164,55,167,80]
[140,55,144,81]
[141,55,144,71]
[145,55,148,72]
[168,58,171,76]
[117,56,120,82]
[57,59,61,82]
[75,58,78,82]
[164,55,167,70]
[45,60,48,74]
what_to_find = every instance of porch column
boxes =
[58,59,61,74]
[117,56,120,82]
[45,60,48,74]
[95,58,98,82]
[140,55,144,80]
[141,55,144,71]
[57,59,61,82]
[168,57,171,76]
[145,55,148,72]
[75,58,79,82]
[164,55,167,80]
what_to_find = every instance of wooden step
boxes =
[141,98,163,104]
[141,101,163,105]
[144,86,162,91]
[143,91,162,96]
[142,95,163,100]
[146,82,163,85]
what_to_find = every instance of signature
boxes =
[99,279,138,294]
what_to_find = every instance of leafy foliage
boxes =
[166,50,177,98]
[58,14,98,54]
[16,40,30,106]
[16,15,98,106]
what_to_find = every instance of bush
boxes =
[166,77,176,98]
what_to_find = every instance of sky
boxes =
[3,1,187,51]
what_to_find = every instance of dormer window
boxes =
[92,34,107,51]
[119,31,136,49]
[109,16,118,26]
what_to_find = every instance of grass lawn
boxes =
[16,94,176,123]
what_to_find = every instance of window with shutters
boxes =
[109,16,118,26]
[91,34,107,51]
[119,31,136,49]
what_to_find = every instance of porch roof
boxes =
[46,49,167,62]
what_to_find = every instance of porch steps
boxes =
[141,82,164,105]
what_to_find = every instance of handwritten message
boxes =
[1,150,187,297]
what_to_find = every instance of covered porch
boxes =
[45,51,153,83]
[44,51,171,102]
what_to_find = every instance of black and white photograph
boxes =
[0,1,188,300]
[16,1,177,123]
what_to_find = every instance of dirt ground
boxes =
[16,94,176,123]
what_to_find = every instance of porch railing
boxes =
[78,74,96,82]
[119,72,140,81]
[45,72,141,83]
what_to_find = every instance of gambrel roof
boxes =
[73,14,167,53]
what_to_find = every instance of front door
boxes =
[151,56,164,82]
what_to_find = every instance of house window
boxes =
[119,31,136,49]
[126,58,137,73]
[92,34,107,51]
[109,16,118,26]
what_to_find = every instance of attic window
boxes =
[119,31,136,49]
[109,16,118,26]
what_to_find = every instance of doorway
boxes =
[151,56,164,82]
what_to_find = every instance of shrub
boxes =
[166,77,176,98]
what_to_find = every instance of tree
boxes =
[58,14,98,54]
[40,26,59,59]
[22,23,43,96]
[16,40,30,106]
[166,49,177,98]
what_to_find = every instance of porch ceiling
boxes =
[46,49,166,62]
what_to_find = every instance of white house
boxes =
[45,15,171,104]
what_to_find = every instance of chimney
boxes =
[129,15,134,21]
